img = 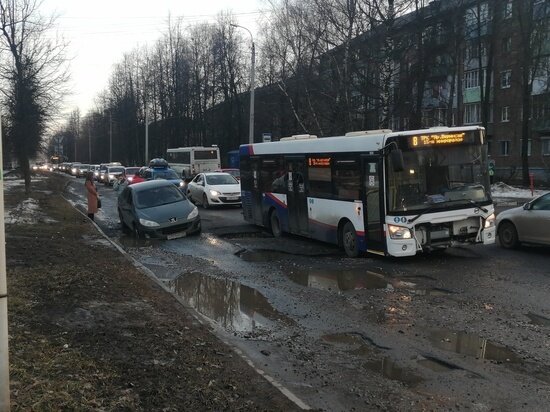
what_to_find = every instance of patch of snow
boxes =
[491,182,548,199]
[2,177,49,191]
[4,198,57,224]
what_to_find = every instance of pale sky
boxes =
[43,0,266,119]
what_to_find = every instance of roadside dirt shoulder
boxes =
[6,173,299,411]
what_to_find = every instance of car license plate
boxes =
[227,196,238,201]
[167,231,187,240]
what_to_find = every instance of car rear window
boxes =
[135,186,185,209]
[108,167,125,173]
[153,169,179,180]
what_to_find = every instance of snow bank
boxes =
[4,198,57,224]
[491,182,548,199]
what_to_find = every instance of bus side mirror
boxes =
[390,149,404,172]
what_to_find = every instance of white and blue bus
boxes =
[239,127,496,257]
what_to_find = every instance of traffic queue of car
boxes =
[47,159,550,251]
[57,158,241,240]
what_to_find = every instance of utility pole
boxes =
[230,23,255,144]
[0,114,11,411]
[109,111,113,163]
[145,109,149,163]
[88,116,92,164]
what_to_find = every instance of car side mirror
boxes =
[523,202,531,210]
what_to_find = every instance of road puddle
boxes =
[288,268,388,291]
[117,234,162,248]
[418,356,462,372]
[413,287,455,296]
[428,330,521,363]
[364,357,423,387]
[168,272,291,333]
[526,312,550,327]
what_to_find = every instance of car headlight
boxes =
[388,224,412,239]
[209,190,220,197]
[139,218,160,227]
[179,181,184,187]
[127,176,133,182]
[109,174,114,179]
[71,168,76,173]
[187,207,199,220]
[484,213,495,228]
[94,172,99,176]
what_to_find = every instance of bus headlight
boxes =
[210,190,220,197]
[388,224,412,239]
[484,213,495,228]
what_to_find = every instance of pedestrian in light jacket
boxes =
[85,172,99,220]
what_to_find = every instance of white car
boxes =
[496,192,550,248]
[187,172,241,208]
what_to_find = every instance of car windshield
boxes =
[135,185,185,209]
[206,174,238,185]
[153,169,179,180]
[387,142,491,213]
[126,167,140,174]
[108,167,125,173]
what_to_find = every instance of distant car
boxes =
[125,167,142,183]
[98,162,122,183]
[216,168,240,181]
[186,172,241,208]
[117,179,201,239]
[76,164,91,178]
[129,159,184,188]
[70,163,82,176]
[496,192,550,248]
[105,166,126,186]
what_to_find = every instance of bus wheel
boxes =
[270,210,282,238]
[498,221,519,249]
[342,222,359,258]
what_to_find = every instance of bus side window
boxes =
[333,160,360,200]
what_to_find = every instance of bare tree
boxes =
[0,0,69,192]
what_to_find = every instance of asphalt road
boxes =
[65,176,550,411]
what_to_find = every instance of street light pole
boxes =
[145,109,149,163]
[231,23,255,144]
[109,111,113,163]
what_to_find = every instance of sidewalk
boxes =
[5,173,299,411]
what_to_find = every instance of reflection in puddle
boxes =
[288,268,388,291]
[168,273,290,333]
[526,312,550,327]
[418,356,462,372]
[428,330,521,363]
[364,357,423,387]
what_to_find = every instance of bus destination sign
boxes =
[308,157,331,167]
[409,132,467,148]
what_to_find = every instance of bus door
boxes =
[285,157,308,235]
[250,157,263,225]
[362,156,385,253]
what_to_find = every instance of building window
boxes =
[501,106,510,122]
[503,1,513,19]
[500,140,510,156]
[501,70,512,88]
[464,103,481,124]
[464,69,487,89]
[542,138,550,156]
[502,37,512,53]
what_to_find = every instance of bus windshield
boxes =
[387,143,490,213]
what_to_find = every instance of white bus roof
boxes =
[240,126,483,156]
[167,146,219,151]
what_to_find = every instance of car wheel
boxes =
[202,194,209,209]
[498,221,519,249]
[133,223,144,239]
[342,221,359,258]
[270,210,282,238]
[187,190,193,203]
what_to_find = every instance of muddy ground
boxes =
[5,172,300,411]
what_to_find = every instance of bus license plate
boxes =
[167,231,187,240]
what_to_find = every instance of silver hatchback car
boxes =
[496,192,550,248]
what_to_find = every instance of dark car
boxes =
[117,180,201,239]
